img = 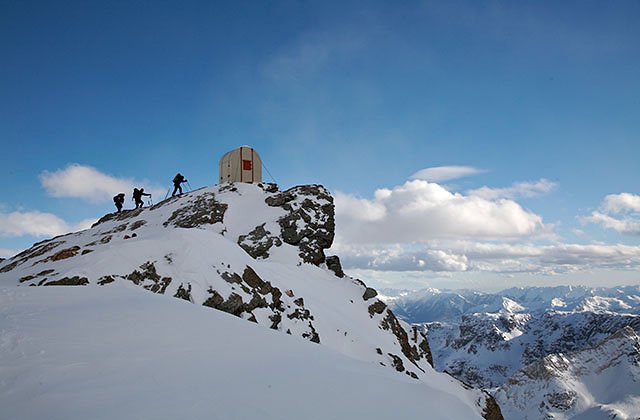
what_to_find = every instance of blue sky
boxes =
[1,1,639,290]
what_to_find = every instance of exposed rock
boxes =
[38,246,81,263]
[44,276,89,286]
[163,192,227,228]
[242,266,265,289]
[126,262,172,294]
[303,322,321,344]
[237,223,282,259]
[20,269,57,284]
[325,255,344,278]
[482,393,504,420]
[81,249,93,255]
[258,183,279,193]
[368,300,387,317]
[266,185,335,266]
[97,276,116,285]
[130,220,147,231]
[0,240,63,273]
[218,293,245,316]
[19,274,36,283]
[388,353,405,372]
[84,235,112,247]
[91,209,143,227]
[100,223,128,234]
[380,310,434,373]
[363,287,378,301]
[202,289,225,309]
[269,313,282,329]
[410,326,434,368]
[221,271,242,284]
[174,283,192,301]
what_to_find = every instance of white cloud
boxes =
[333,240,640,274]
[335,179,548,244]
[582,192,640,235]
[40,164,165,203]
[603,192,640,213]
[467,179,557,200]
[0,210,94,238]
[410,166,486,182]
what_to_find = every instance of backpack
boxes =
[173,174,183,183]
[113,195,119,204]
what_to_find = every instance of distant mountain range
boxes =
[382,285,640,419]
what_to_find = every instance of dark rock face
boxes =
[44,276,89,286]
[163,192,227,228]
[368,300,387,317]
[326,255,345,278]
[237,224,282,259]
[39,246,81,263]
[174,283,192,301]
[265,185,335,266]
[363,287,378,301]
[201,265,321,344]
[0,240,64,273]
[130,220,147,231]
[482,393,504,420]
[125,262,172,294]
[92,209,143,227]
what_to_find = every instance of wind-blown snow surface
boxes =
[0,284,483,420]
[0,183,495,419]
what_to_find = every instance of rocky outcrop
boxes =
[164,192,227,228]
[325,255,344,278]
[43,276,89,286]
[237,224,282,259]
[265,185,334,265]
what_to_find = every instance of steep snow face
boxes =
[0,183,500,419]
[495,327,640,420]
[0,285,488,420]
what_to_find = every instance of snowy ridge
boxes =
[0,183,500,419]
[495,326,640,420]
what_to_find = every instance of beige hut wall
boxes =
[218,146,262,183]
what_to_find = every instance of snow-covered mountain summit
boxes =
[0,182,501,419]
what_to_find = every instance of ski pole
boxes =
[164,188,171,200]
[186,181,193,191]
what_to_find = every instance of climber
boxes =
[113,193,125,213]
[172,173,187,196]
[132,188,151,209]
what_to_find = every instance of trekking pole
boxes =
[148,195,153,206]
[164,188,171,200]
[186,181,193,191]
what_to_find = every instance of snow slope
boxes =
[0,284,484,420]
[0,182,499,419]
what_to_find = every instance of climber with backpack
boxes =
[172,173,188,197]
[113,193,125,213]
[132,188,151,209]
